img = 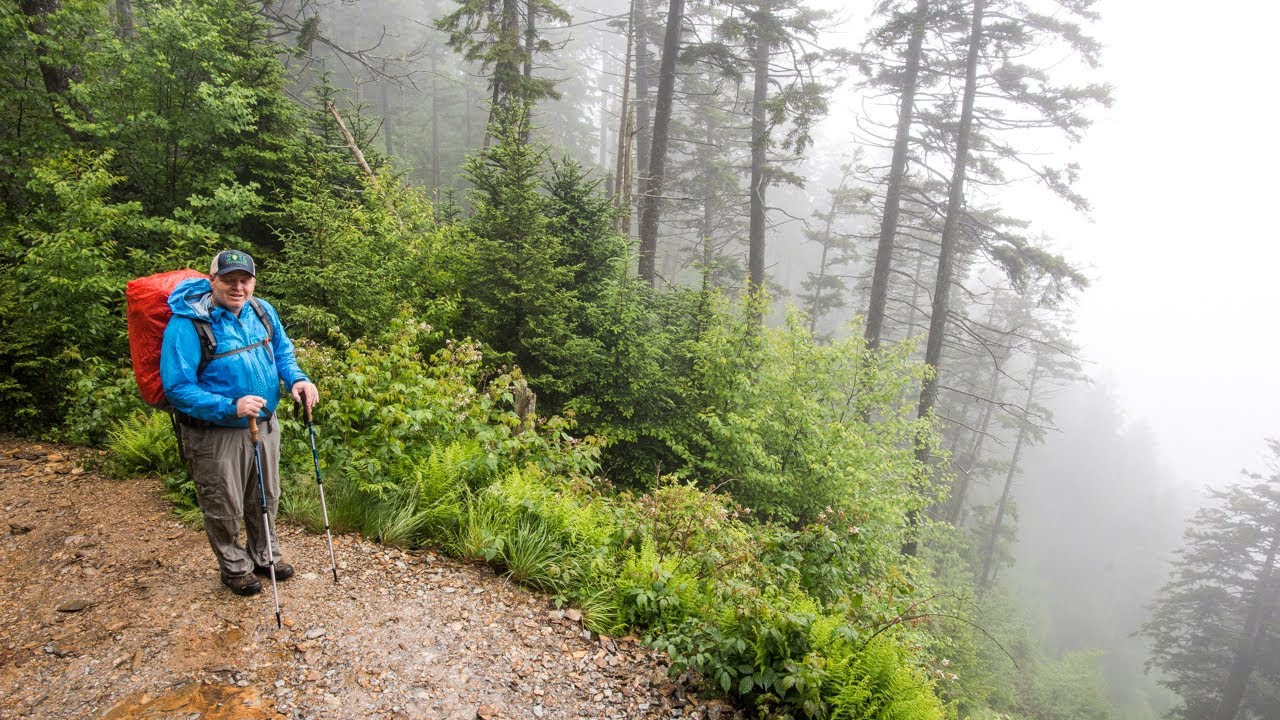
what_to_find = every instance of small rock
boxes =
[476,704,502,720]
[9,524,32,535]
[46,453,65,463]
[548,610,565,621]
[70,467,85,476]
[565,609,582,623]
[304,628,326,640]
[533,706,545,718]
[56,599,88,613]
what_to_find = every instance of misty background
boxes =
[293,0,1276,704]
[32,0,1271,715]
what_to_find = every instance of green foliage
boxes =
[102,410,197,523]
[0,151,131,431]
[270,169,448,340]
[683,301,937,527]
[81,0,300,234]
[52,357,148,446]
[822,635,947,720]
[453,107,604,402]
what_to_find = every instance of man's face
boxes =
[210,270,256,313]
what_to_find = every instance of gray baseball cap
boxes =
[210,249,256,277]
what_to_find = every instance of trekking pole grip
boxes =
[249,415,259,443]
[304,402,312,425]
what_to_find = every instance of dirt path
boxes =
[0,439,733,720]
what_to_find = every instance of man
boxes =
[160,250,319,596]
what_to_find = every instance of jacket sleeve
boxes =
[261,299,310,389]
[160,318,239,423]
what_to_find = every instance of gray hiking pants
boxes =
[179,417,283,579]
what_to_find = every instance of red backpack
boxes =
[125,269,205,407]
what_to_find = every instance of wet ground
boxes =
[0,439,734,720]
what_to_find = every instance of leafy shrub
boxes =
[52,358,148,447]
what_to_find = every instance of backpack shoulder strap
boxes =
[249,298,274,344]
[193,299,275,377]
[193,319,218,377]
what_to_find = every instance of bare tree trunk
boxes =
[522,0,536,141]
[904,238,925,340]
[747,4,771,315]
[114,0,134,37]
[633,0,653,185]
[20,0,92,140]
[613,0,637,235]
[637,0,684,286]
[979,359,1038,588]
[805,167,852,336]
[380,78,393,157]
[700,118,715,293]
[1214,529,1279,720]
[599,64,609,170]
[917,0,984,424]
[946,362,999,526]
[485,0,520,143]
[902,0,986,558]
[865,0,928,349]
[431,47,440,190]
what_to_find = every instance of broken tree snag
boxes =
[324,100,404,230]
[325,101,375,181]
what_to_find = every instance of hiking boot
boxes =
[254,561,294,581]
[222,573,262,596]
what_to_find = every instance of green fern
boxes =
[104,411,183,479]
[822,635,946,720]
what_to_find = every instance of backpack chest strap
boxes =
[194,298,274,377]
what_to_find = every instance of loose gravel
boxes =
[0,439,738,720]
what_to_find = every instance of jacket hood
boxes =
[168,277,215,321]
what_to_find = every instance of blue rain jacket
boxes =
[160,277,309,427]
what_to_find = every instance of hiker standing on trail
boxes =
[160,250,319,597]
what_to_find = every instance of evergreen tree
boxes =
[1142,440,1280,720]
[435,0,571,136]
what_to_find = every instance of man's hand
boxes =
[291,380,319,412]
[236,395,267,418]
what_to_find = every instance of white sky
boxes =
[816,0,1280,494]
[1054,1,1280,492]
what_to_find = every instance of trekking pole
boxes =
[304,403,339,583]
[249,416,283,629]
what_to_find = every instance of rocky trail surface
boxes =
[0,439,735,720]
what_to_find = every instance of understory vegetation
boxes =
[1,1,1123,718]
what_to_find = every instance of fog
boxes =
[293,0,1277,713]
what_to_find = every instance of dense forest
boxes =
[2,0,1275,718]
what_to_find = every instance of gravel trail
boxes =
[0,439,734,720]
